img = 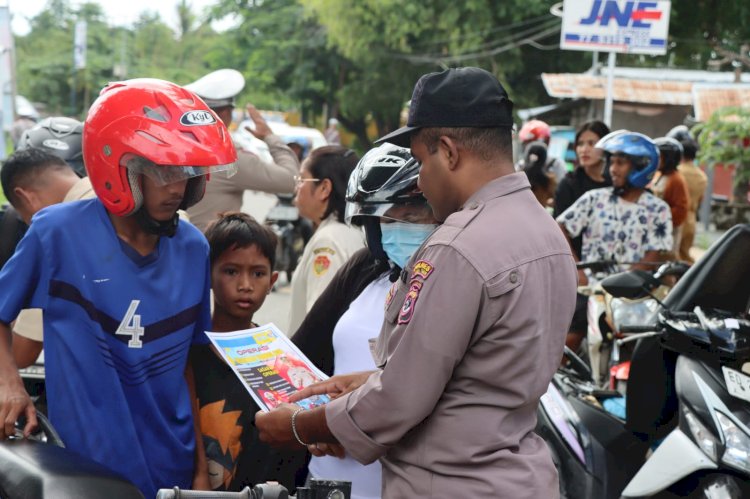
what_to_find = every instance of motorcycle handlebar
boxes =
[156,484,289,499]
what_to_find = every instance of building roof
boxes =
[541,73,693,106]
[542,67,750,120]
[692,84,750,121]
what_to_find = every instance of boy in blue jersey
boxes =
[0,79,237,498]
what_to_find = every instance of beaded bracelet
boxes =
[291,407,308,446]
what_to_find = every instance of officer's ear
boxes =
[438,135,460,171]
[13,186,37,212]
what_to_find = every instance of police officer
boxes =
[184,69,300,231]
[255,67,577,499]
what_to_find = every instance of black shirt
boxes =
[554,167,611,258]
[191,345,306,491]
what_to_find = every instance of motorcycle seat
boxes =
[0,439,143,499]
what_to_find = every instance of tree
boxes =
[693,107,750,204]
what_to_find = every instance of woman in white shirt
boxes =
[292,144,438,499]
[289,146,365,333]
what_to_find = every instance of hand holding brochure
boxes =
[205,323,330,412]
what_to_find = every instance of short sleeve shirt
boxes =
[557,187,673,269]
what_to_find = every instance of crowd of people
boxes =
[0,66,712,499]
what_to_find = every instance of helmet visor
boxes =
[123,154,237,186]
[345,200,433,225]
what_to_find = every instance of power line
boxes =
[408,13,554,50]
[396,19,560,64]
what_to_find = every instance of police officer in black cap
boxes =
[185,69,300,231]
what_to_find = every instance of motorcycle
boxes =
[539,224,750,498]
[577,260,686,390]
[3,414,349,499]
[264,194,312,283]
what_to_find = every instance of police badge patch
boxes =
[313,255,331,276]
[398,280,423,325]
[411,260,434,281]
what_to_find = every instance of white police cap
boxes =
[184,69,245,109]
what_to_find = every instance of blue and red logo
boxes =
[565,1,667,51]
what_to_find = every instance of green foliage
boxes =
[694,107,750,189]
[14,0,223,116]
[13,0,749,152]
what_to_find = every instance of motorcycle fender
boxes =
[621,430,717,498]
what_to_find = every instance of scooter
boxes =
[539,224,750,498]
[577,260,686,389]
[264,195,312,282]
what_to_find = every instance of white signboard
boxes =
[74,20,87,69]
[561,0,671,55]
[0,6,13,159]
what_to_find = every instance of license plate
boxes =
[723,366,750,403]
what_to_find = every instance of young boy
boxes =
[0,79,237,498]
[193,212,302,491]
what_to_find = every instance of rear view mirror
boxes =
[601,270,659,299]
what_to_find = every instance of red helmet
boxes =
[83,78,237,216]
[518,120,551,144]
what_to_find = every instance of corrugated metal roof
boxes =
[692,84,750,121]
[542,73,693,105]
[603,67,750,84]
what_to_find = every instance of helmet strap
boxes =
[363,218,389,264]
[133,206,179,238]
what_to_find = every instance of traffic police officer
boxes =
[255,67,577,498]
[185,69,300,231]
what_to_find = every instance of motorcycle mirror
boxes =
[601,270,659,299]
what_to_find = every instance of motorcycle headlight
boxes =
[716,411,750,473]
[685,407,719,461]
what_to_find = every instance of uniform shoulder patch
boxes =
[398,280,423,325]
[313,255,331,276]
[411,260,435,281]
[313,247,336,256]
[385,281,398,310]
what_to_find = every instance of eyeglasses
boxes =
[294,175,320,187]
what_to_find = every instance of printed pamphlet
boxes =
[205,323,330,412]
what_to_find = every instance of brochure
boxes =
[205,323,330,412]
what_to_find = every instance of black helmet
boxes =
[16,117,85,177]
[345,143,428,264]
[345,143,425,224]
[655,136,683,172]
[666,125,693,144]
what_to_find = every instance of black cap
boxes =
[376,67,514,147]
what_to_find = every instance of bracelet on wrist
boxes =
[291,407,308,447]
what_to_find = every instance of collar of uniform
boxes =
[64,177,94,203]
[460,171,530,211]
[318,213,338,229]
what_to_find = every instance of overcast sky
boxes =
[5,0,236,35]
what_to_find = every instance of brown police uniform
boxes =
[187,134,299,231]
[325,172,577,498]
[288,215,365,334]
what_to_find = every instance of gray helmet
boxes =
[666,125,693,144]
[17,117,85,177]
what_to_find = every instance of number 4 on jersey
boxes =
[116,300,145,348]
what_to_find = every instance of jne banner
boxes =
[561,0,672,55]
